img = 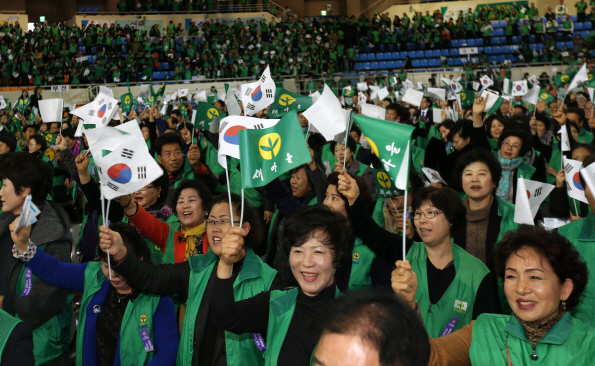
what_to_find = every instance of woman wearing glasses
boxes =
[98,193,279,366]
[337,175,497,338]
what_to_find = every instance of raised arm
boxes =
[118,198,170,252]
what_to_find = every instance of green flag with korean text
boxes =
[193,102,226,132]
[267,88,313,118]
[120,93,133,113]
[372,168,405,199]
[353,114,415,190]
[239,111,311,188]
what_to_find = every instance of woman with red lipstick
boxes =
[210,205,352,366]
[98,193,279,366]
[400,226,595,365]
[338,176,496,338]
[495,128,537,203]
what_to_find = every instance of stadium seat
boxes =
[452,40,460,47]
[168,72,174,78]
[395,60,404,68]
[585,23,593,30]
[412,60,420,68]
[388,44,394,51]
[494,29,504,36]
[529,35,536,42]
[429,59,439,67]
[492,37,501,45]
[381,70,389,75]
[407,43,415,50]
[376,53,384,60]
[530,44,537,51]
[363,62,371,69]
[425,50,433,58]
[440,49,449,57]
[565,41,573,49]
[556,42,565,50]
[468,39,476,46]
[379,44,385,51]
[121,46,127,53]
[391,52,399,59]
[368,54,376,60]
[379,61,387,69]
[415,51,424,58]
[77,7,84,12]
[497,55,506,63]
[387,61,396,69]
[400,51,409,58]
[360,54,368,61]
[370,62,379,69]
[575,23,584,30]
[498,46,507,53]
[450,49,459,56]
[356,54,363,61]
[454,58,464,66]
[512,36,519,43]
[355,63,363,71]
[509,55,517,62]
[489,56,497,63]
[581,31,590,38]
[475,38,484,46]
[419,59,428,67]
[570,15,577,21]
[537,43,545,51]
[485,46,493,54]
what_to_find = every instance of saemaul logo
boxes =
[259,133,281,160]
[461,93,467,100]
[207,108,219,119]
[376,172,392,188]
[540,93,548,99]
[124,95,131,104]
[139,314,147,323]
[279,94,296,106]
[561,75,570,82]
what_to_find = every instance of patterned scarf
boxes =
[514,310,565,345]
[496,151,523,201]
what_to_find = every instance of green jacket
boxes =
[557,213,595,328]
[408,241,490,338]
[0,309,22,360]
[348,237,376,291]
[469,313,595,365]
[76,262,162,366]
[177,249,277,366]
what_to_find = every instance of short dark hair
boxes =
[172,179,213,217]
[456,148,502,190]
[485,115,509,139]
[98,222,152,264]
[325,171,374,214]
[447,119,473,142]
[282,205,353,268]
[439,119,456,133]
[499,127,533,156]
[61,127,75,140]
[0,152,51,206]
[411,187,466,236]
[566,107,586,123]
[315,290,430,366]
[176,122,193,133]
[49,122,60,130]
[350,124,362,139]
[0,131,17,152]
[23,124,38,134]
[29,134,47,151]
[330,136,357,157]
[154,132,185,155]
[495,226,588,311]
[210,192,264,251]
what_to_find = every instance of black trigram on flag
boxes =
[260,75,267,83]
[244,88,253,96]
[265,89,273,98]
[107,182,119,191]
[254,123,264,129]
[121,149,134,159]
[246,103,255,110]
[138,166,146,179]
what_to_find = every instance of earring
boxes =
[561,301,567,311]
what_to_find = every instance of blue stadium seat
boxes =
[169,72,174,78]
[391,52,399,59]
[447,58,454,65]
[379,61,387,69]
[368,54,376,60]
[355,63,363,71]
[419,59,428,67]
[360,54,368,61]
[494,29,504,36]
[485,46,493,54]
[537,44,545,51]
[356,54,363,61]
[433,50,441,57]
[581,31,590,38]
[380,70,389,75]
[585,23,593,30]
[570,15,577,21]
[529,34,536,43]
[363,62,371,69]
[556,33,564,40]
[78,39,84,46]
[468,39,476,46]
[425,50,433,58]
[377,53,384,60]
[509,55,517,62]
[497,55,506,63]
[77,7,84,12]
[412,60,420,68]
[415,51,424,58]
[365,46,373,52]
[429,59,440,67]
[387,61,396,69]
[395,60,404,68]
[498,46,507,53]
[475,38,484,46]
[477,47,484,54]
[489,56,497,63]
[565,41,573,49]
[556,42,565,50]
[530,44,537,51]
[460,39,469,47]
[454,58,464,66]
[407,43,415,50]
[379,44,385,52]
[91,47,96,53]
[370,62,379,69]
[388,44,394,51]
[452,40,460,47]
[121,46,126,53]
[575,23,584,30]
[450,48,459,56]
[440,49,449,57]
[492,37,501,45]
[512,36,519,43]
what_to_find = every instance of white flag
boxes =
[358,92,367,106]
[403,79,415,90]
[369,85,380,100]
[92,132,163,200]
[422,167,447,185]
[84,120,146,154]
[588,88,595,104]
[240,66,276,116]
[528,75,539,86]
[402,89,424,107]
[217,116,280,168]
[514,178,555,225]
[580,160,595,202]
[13,195,40,234]
[178,89,189,98]
[377,87,389,101]
[427,88,446,101]
[522,85,540,105]
[558,126,570,152]
[357,82,368,91]
[303,84,348,141]
[194,90,207,102]
[432,108,446,123]
[479,75,494,90]
[511,80,529,96]
[309,91,321,103]
[0,96,7,110]
[99,86,114,99]
[71,92,118,129]
[139,84,151,99]
[563,156,588,204]
[472,81,480,91]
[480,90,502,113]
[38,99,63,123]
[568,63,589,91]
[503,79,511,95]
[448,79,463,94]
[360,104,386,120]
[226,86,241,116]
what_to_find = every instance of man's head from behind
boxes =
[313,291,429,366]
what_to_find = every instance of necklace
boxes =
[114,287,132,303]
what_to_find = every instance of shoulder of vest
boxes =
[270,288,299,316]
[453,244,490,274]
[518,162,536,175]
[558,215,586,234]
[188,252,218,273]
[237,248,275,283]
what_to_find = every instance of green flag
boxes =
[372,168,405,199]
[487,96,505,115]
[538,91,554,104]
[587,73,595,88]
[193,102,226,131]
[353,114,415,190]
[239,112,311,189]
[459,89,475,108]
[120,93,133,113]
[142,96,157,107]
[207,94,218,105]
[28,110,37,124]
[554,71,576,88]
[156,78,168,97]
[40,131,57,146]
[268,88,313,118]
[179,99,188,119]
[16,97,30,114]
[343,87,354,106]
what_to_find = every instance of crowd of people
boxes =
[2,0,594,88]
[1,54,595,365]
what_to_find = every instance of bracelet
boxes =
[121,195,133,209]
[110,250,128,266]
[12,239,37,262]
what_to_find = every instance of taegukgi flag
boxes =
[240,65,276,116]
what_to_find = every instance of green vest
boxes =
[76,262,161,366]
[557,213,595,328]
[163,219,181,264]
[348,237,376,291]
[469,313,595,365]
[16,245,73,365]
[264,287,341,365]
[177,249,277,366]
[408,242,489,338]
[0,309,22,360]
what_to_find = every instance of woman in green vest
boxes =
[99,193,279,366]
[329,137,373,194]
[417,226,595,365]
[338,177,497,338]
[11,222,179,366]
[485,116,508,151]
[211,205,353,366]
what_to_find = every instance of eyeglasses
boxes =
[412,209,443,220]
[205,218,241,227]
[502,140,521,151]
[137,186,156,192]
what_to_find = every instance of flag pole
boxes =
[100,186,112,280]
[225,156,234,227]
[402,188,408,261]
[239,188,245,227]
[388,197,400,215]
[573,199,579,217]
